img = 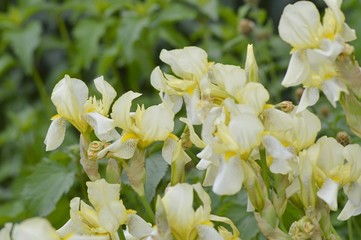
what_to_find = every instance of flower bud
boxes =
[238,19,255,36]
[87,141,108,161]
[275,101,294,113]
[336,131,350,146]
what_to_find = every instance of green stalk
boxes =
[118,227,126,240]
[32,68,50,107]
[139,194,155,223]
[259,148,271,192]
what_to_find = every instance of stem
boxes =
[139,194,155,223]
[348,219,354,240]
[118,227,126,240]
[32,68,50,107]
[259,148,271,192]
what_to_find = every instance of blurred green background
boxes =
[1,0,361,239]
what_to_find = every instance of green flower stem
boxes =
[118,227,126,240]
[139,194,155,223]
[347,219,354,240]
[259,148,271,193]
[32,68,50,107]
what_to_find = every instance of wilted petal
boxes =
[213,156,244,195]
[317,178,339,211]
[44,115,66,151]
[183,89,202,125]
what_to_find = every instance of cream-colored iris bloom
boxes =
[262,106,321,174]
[191,100,264,195]
[293,137,361,214]
[0,218,60,240]
[44,75,118,151]
[151,46,211,124]
[160,183,240,240]
[98,91,174,160]
[279,0,356,112]
[57,179,127,240]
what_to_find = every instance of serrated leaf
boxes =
[5,21,42,74]
[73,19,106,69]
[145,152,169,202]
[22,161,76,216]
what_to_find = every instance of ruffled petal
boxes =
[94,76,117,115]
[86,179,120,210]
[282,52,311,87]
[321,78,348,107]
[84,112,119,141]
[111,91,141,131]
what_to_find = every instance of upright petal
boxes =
[84,112,120,141]
[278,1,321,49]
[111,91,141,131]
[94,76,117,115]
[160,46,208,80]
[86,179,121,210]
[140,104,174,143]
[282,52,311,87]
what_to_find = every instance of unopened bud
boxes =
[276,101,294,113]
[238,19,255,36]
[336,131,350,146]
[289,216,316,240]
[320,105,330,118]
[87,141,108,160]
[181,126,193,149]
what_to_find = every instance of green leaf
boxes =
[0,201,26,226]
[22,160,76,216]
[145,152,169,202]
[118,16,148,62]
[73,19,106,69]
[154,3,197,24]
[5,21,42,74]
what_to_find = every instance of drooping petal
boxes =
[262,135,295,175]
[94,76,117,115]
[337,199,361,221]
[278,1,321,49]
[321,78,348,107]
[111,91,141,131]
[98,137,138,160]
[282,52,311,87]
[84,112,119,141]
[180,117,206,148]
[44,115,66,151]
[127,214,153,238]
[183,89,202,125]
[297,87,319,113]
[317,178,339,211]
[213,156,244,195]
